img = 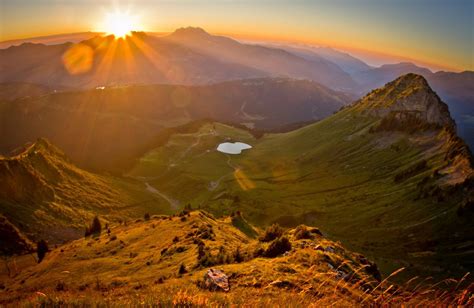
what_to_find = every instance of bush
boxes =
[233,246,243,263]
[144,213,150,221]
[85,216,102,237]
[259,224,284,242]
[37,240,49,263]
[178,263,187,275]
[264,237,292,258]
[294,225,313,240]
[253,246,265,258]
[394,160,428,183]
[55,281,67,291]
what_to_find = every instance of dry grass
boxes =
[0,211,472,307]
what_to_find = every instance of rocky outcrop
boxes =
[357,73,454,130]
[355,73,474,209]
[200,268,230,292]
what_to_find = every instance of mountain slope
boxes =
[1,211,470,306]
[0,139,170,245]
[0,78,351,172]
[128,74,473,280]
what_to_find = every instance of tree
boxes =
[37,240,49,263]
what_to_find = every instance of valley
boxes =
[127,75,473,281]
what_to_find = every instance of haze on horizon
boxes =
[0,0,472,72]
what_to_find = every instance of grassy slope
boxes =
[0,139,173,244]
[128,112,472,280]
[1,211,470,306]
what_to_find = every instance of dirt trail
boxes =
[145,182,180,210]
[208,155,237,191]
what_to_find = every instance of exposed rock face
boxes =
[357,73,454,129]
[354,73,474,208]
[201,268,230,292]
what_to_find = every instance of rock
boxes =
[268,279,294,289]
[325,246,336,253]
[309,227,323,236]
[358,74,455,132]
[314,245,325,252]
[202,268,230,292]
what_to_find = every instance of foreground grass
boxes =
[1,212,472,307]
[10,278,474,307]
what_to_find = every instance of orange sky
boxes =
[1,0,472,72]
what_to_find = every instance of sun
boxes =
[103,11,139,38]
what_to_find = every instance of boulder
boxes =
[202,268,230,292]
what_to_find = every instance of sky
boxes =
[0,0,472,71]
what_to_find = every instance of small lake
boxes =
[217,142,252,154]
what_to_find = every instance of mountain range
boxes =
[1,28,473,305]
[1,28,472,149]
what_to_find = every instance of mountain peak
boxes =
[355,73,454,128]
[171,26,210,38]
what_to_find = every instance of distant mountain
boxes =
[0,34,263,88]
[0,29,357,90]
[352,62,433,92]
[129,74,473,279]
[165,27,357,90]
[0,32,101,49]
[0,82,62,101]
[266,43,373,74]
[0,78,351,172]
[0,139,169,245]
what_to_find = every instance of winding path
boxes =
[145,182,180,210]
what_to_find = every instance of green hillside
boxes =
[0,139,172,246]
[128,74,474,280]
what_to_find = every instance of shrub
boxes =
[37,240,49,263]
[264,237,292,258]
[55,281,67,291]
[253,246,265,258]
[144,213,150,221]
[294,225,313,240]
[259,224,284,242]
[85,216,102,237]
[233,246,244,263]
[394,160,428,183]
[178,263,187,275]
